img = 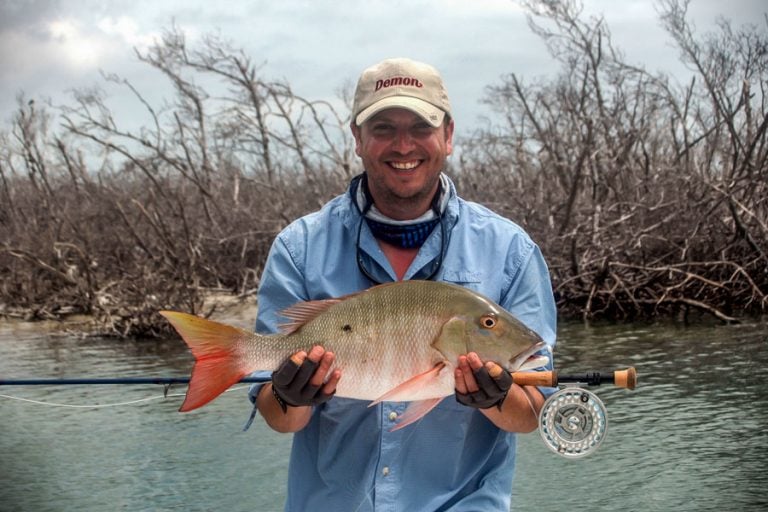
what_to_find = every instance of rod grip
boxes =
[614,367,637,390]
[511,370,558,387]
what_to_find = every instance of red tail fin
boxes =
[160,311,252,412]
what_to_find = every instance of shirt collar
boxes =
[341,173,460,233]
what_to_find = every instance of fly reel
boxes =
[512,367,636,459]
[539,387,607,458]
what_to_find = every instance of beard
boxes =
[365,168,443,220]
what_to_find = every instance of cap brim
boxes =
[355,97,446,128]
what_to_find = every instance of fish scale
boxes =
[161,280,544,415]
[273,284,450,400]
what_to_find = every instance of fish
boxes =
[161,280,548,429]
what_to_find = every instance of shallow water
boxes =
[1,317,766,511]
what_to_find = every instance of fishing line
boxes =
[0,385,251,410]
[0,392,186,408]
[520,385,539,419]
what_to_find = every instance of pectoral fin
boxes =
[390,398,445,431]
[368,362,447,406]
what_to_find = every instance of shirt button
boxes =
[388,411,398,421]
[382,467,390,476]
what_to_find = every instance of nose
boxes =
[391,129,416,154]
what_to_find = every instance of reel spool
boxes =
[539,387,608,459]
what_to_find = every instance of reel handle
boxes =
[511,367,637,390]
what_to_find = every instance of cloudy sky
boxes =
[0,0,765,134]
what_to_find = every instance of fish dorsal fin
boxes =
[278,298,343,334]
[277,285,393,334]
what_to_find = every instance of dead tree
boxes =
[0,29,355,335]
[458,0,767,321]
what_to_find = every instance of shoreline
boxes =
[0,292,259,336]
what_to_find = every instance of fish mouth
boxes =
[508,341,548,372]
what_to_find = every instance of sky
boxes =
[0,0,765,136]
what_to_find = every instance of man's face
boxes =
[352,108,454,220]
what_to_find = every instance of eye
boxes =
[370,123,395,137]
[480,314,497,329]
[410,123,434,137]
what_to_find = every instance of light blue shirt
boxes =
[250,175,557,512]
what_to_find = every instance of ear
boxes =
[444,118,455,156]
[350,121,363,157]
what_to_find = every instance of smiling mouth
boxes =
[389,160,421,171]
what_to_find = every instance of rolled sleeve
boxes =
[501,242,558,398]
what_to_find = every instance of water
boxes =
[1,317,766,511]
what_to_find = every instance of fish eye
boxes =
[480,314,497,329]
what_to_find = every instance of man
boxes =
[249,57,557,511]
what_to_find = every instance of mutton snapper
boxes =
[161,280,548,429]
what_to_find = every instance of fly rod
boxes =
[2,368,637,458]
[0,377,269,386]
[0,368,637,389]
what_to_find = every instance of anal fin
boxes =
[390,398,445,432]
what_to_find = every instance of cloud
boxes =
[0,0,63,31]
[0,17,110,94]
[0,5,163,105]
[1,0,765,130]
[47,19,107,69]
[97,16,158,51]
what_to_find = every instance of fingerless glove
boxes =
[271,356,335,413]
[455,364,512,410]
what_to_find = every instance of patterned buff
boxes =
[353,173,448,249]
[365,217,440,249]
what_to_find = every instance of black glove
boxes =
[271,355,335,413]
[455,364,512,410]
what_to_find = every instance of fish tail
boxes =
[160,311,254,412]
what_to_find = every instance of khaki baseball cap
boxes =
[352,58,451,128]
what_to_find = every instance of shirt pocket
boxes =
[440,268,505,303]
[441,269,482,285]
